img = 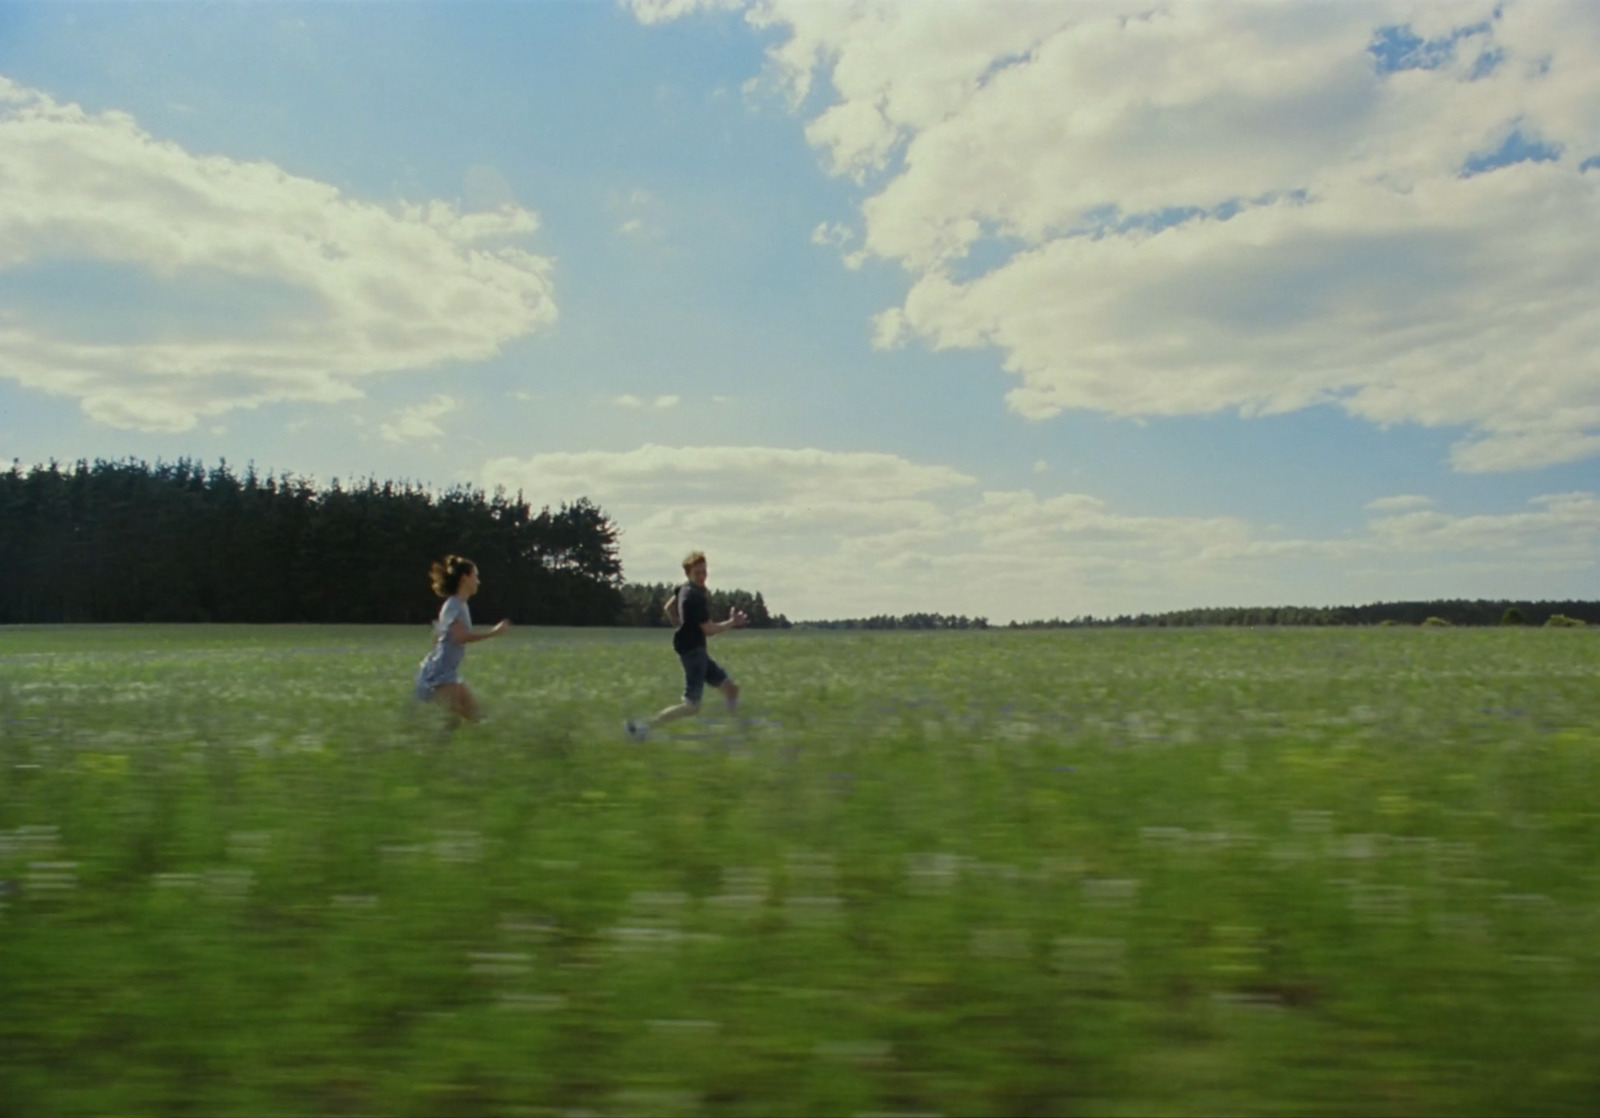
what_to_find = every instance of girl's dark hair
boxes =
[429,555,477,598]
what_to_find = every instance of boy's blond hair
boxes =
[681,550,707,573]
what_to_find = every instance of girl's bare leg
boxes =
[433,683,480,727]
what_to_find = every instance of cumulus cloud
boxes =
[640,1,1600,472]
[1366,491,1600,560]
[481,444,1597,619]
[380,394,458,443]
[1369,495,1433,515]
[0,77,556,432]
[484,444,972,509]
[614,394,682,409]
[1366,494,1434,511]
[628,0,747,27]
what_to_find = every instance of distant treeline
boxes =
[619,582,790,629]
[1005,601,1600,629]
[0,459,625,625]
[9,461,1592,635]
[799,613,990,631]
[0,458,795,629]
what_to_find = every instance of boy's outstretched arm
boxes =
[700,609,748,637]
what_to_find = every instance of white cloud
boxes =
[380,394,458,443]
[1366,494,1433,511]
[483,444,972,509]
[615,393,681,409]
[1366,491,1600,560]
[613,187,663,239]
[0,77,556,432]
[811,221,869,269]
[642,1,1600,472]
[628,0,746,27]
[481,443,1599,619]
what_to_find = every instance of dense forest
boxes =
[0,459,625,625]
[0,458,794,628]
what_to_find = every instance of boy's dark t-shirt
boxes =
[672,582,709,654]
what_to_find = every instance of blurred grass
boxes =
[2,624,1600,1116]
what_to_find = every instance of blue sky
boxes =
[2,0,1598,620]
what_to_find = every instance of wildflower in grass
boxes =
[414,555,511,728]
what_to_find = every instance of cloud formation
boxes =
[380,395,458,443]
[481,444,1597,619]
[0,77,557,431]
[1367,491,1600,561]
[614,394,682,409]
[1366,494,1433,512]
[642,1,1600,472]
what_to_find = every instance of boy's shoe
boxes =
[624,719,650,742]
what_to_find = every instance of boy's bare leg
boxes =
[648,700,701,729]
[718,679,740,712]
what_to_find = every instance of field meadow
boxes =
[3,624,1600,1117]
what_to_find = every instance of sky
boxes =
[1,0,1598,622]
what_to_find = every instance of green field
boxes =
[3,624,1600,1116]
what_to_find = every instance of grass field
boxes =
[3,623,1600,1117]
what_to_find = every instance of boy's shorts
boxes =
[679,648,728,704]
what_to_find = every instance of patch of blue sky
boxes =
[947,233,1031,285]
[976,47,1036,92]
[1065,406,1459,536]
[1468,47,1505,80]
[1368,20,1494,76]
[944,188,1319,285]
[1064,405,1599,550]
[1460,125,1563,177]
[1580,156,1600,173]
[1071,190,1311,242]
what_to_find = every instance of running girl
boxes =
[415,555,510,725]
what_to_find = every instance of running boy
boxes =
[625,550,747,739]
[415,554,510,726]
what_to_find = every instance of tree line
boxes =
[6,460,1594,632]
[798,613,989,631]
[0,458,796,628]
[0,459,628,625]
[1005,601,1600,629]
[618,582,790,629]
